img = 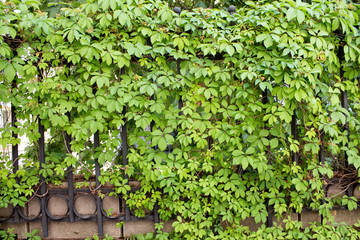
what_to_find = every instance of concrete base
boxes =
[123,220,154,237]
[123,220,174,238]
[2,209,360,239]
[0,222,28,239]
[332,209,360,225]
[301,211,321,228]
[2,183,360,239]
[274,213,299,227]
[29,221,121,239]
[0,205,13,218]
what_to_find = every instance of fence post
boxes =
[65,112,75,223]
[38,118,48,237]
[174,6,183,120]
[119,67,130,222]
[11,88,19,173]
[145,31,161,230]
[319,135,325,222]
[291,111,301,222]
[261,89,273,227]
[94,130,103,236]
[11,81,20,223]
[228,5,236,26]
[150,119,160,230]
[121,107,130,221]
[291,113,298,164]
[338,44,349,167]
[91,81,103,236]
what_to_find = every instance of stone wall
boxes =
[1,183,360,239]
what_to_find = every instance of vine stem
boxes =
[61,131,93,174]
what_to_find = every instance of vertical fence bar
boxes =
[228,5,243,176]
[291,112,300,222]
[150,120,160,229]
[319,136,325,222]
[291,113,298,164]
[94,130,103,236]
[38,119,48,237]
[145,34,161,229]
[318,83,325,221]
[341,89,349,147]
[262,89,273,227]
[121,107,131,221]
[229,5,236,26]
[261,90,271,166]
[11,104,18,172]
[11,86,20,222]
[319,142,325,174]
[11,71,19,174]
[91,80,103,235]
[174,7,182,115]
[153,195,159,235]
[177,60,183,113]
[266,200,273,227]
[119,67,130,222]
[65,112,75,223]
[338,44,349,169]
[149,119,160,228]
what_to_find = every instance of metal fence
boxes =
[1,81,160,238]
[0,5,352,238]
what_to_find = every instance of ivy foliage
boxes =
[1,0,360,239]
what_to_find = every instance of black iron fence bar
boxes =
[145,35,160,229]
[229,5,236,26]
[38,118,48,237]
[173,7,183,115]
[11,83,20,223]
[150,120,160,229]
[341,89,349,144]
[121,109,131,222]
[121,113,129,168]
[291,113,298,164]
[94,130,103,236]
[119,66,130,222]
[65,112,75,223]
[11,100,18,173]
[261,89,273,227]
[338,45,349,167]
[174,7,183,122]
[48,188,118,194]
[319,140,325,222]
[319,131,325,222]
[291,111,301,222]
[177,60,183,113]
[121,109,130,221]
[154,202,159,224]
[261,90,271,165]
[5,214,154,223]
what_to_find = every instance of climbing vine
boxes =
[1,0,360,239]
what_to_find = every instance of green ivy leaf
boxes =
[226,45,235,56]
[4,64,16,81]
[297,10,305,24]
